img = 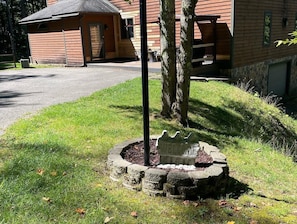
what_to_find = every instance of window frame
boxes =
[263,11,272,46]
[121,18,134,39]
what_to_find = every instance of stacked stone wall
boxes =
[107,137,229,200]
[228,55,297,95]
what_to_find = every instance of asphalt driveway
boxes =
[0,66,141,136]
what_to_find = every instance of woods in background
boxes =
[0,0,46,59]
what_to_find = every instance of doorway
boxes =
[268,62,290,96]
[89,23,105,60]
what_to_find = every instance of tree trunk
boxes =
[160,0,176,118]
[175,0,197,126]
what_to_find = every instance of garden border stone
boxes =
[107,136,229,199]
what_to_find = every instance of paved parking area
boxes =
[0,66,141,136]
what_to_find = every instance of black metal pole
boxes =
[139,0,150,166]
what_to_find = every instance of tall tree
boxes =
[0,0,46,57]
[174,0,197,126]
[160,0,176,118]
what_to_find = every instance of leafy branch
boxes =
[275,30,297,47]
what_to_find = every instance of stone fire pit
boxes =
[107,131,229,199]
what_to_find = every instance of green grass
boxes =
[0,62,16,69]
[0,62,60,70]
[1,77,297,223]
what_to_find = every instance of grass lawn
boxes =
[0,62,60,70]
[0,77,297,223]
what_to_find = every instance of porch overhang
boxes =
[19,13,80,25]
[19,0,119,25]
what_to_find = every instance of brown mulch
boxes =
[122,140,213,168]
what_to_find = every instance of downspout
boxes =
[61,19,68,66]
[230,0,235,69]
[79,14,86,66]
[231,0,234,36]
[62,28,68,66]
[113,13,120,58]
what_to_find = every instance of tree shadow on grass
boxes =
[111,98,297,151]
[223,97,297,140]
[0,141,74,192]
[188,98,297,155]
[8,141,70,153]
[188,98,244,136]
[109,103,255,200]
[109,105,143,114]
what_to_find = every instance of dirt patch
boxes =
[122,140,213,168]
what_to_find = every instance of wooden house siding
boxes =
[63,29,84,66]
[28,18,84,66]
[196,0,232,27]
[110,0,160,55]
[46,0,57,6]
[233,0,297,68]
[81,14,118,61]
[110,0,232,57]
[29,32,66,64]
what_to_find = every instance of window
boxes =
[263,12,272,46]
[121,18,134,39]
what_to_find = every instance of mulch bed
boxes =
[122,140,213,169]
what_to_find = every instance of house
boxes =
[20,0,297,96]
[19,0,122,66]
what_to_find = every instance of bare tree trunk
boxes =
[174,0,197,126]
[160,0,176,118]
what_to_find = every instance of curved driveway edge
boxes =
[0,67,141,136]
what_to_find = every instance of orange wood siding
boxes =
[28,32,66,64]
[110,0,160,55]
[110,0,232,56]
[233,0,297,67]
[63,29,84,66]
[46,0,57,6]
[195,0,232,27]
[81,14,117,61]
[28,18,84,66]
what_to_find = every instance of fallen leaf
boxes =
[292,210,297,216]
[95,183,103,188]
[130,211,138,218]
[76,208,86,215]
[37,169,45,175]
[192,202,200,207]
[183,200,190,206]
[42,197,51,203]
[249,202,258,208]
[104,216,114,223]
[171,215,177,219]
[234,206,242,211]
[62,171,67,176]
[249,220,258,224]
[227,221,235,224]
[50,171,57,176]
[218,200,227,207]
